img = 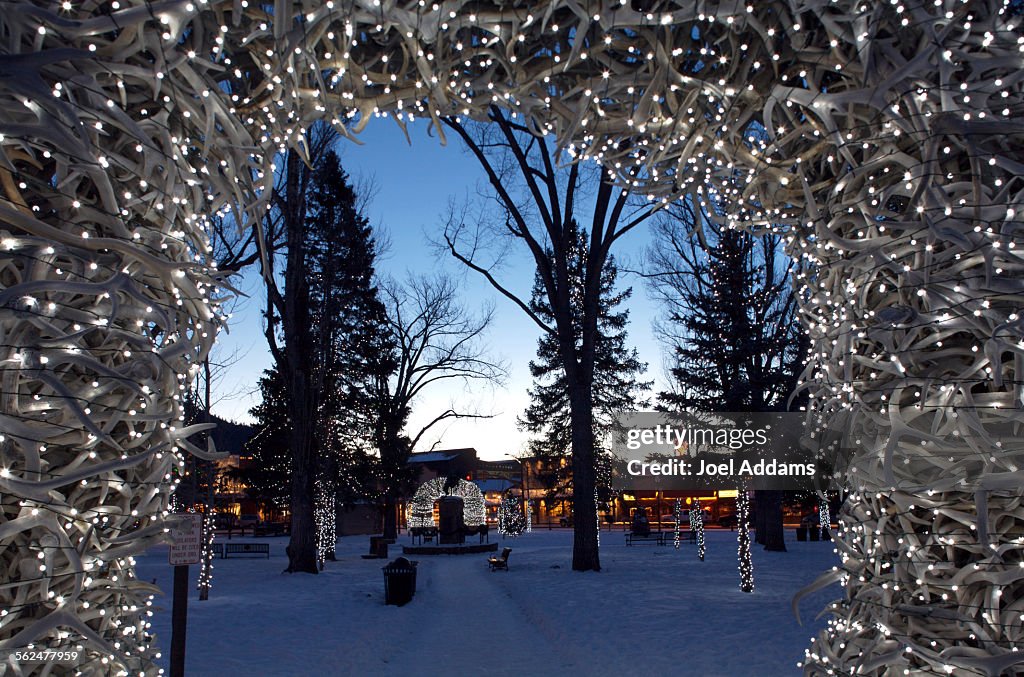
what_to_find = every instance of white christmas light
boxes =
[498,495,526,536]
[736,490,754,593]
[693,499,706,562]
[2,2,1020,674]
[408,478,486,529]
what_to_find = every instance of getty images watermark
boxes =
[610,412,852,491]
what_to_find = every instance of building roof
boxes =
[408,448,477,464]
[473,478,517,493]
[408,451,460,463]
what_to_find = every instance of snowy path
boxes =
[380,554,577,676]
[135,530,841,676]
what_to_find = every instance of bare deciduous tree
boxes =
[373,273,505,539]
[440,107,658,572]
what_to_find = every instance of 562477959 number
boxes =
[2,648,82,666]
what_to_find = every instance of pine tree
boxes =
[259,141,395,570]
[498,495,526,536]
[651,212,803,413]
[519,224,651,501]
[648,198,806,556]
[240,368,292,514]
[304,149,395,563]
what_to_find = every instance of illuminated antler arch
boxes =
[407,477,486,529]
[1,1,1022,675]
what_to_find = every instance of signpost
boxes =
[168,514,202,677]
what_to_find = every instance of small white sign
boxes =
[168,514,203,566]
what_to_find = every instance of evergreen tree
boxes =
[304,149,395,563]
[519,224,651,501]
[259,140,395,570]
[651,210,803,413]
[239,368,292,515]
[498,495,526,536]
[647,198,806,554]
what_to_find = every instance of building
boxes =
[519,455,737,526]
[407,448,478,484]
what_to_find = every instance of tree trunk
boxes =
[282,150,319,574]
[760,490,786,552]
[382,494,398,540]
[199,358,214,600]
[568,384,600,572]
[754,491,767,545]
[285,386,318,573]
[379,420,404,540]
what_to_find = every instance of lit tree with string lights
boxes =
[674,498,682,549]
[736,488,754,593]
[693,499,706,562]
[817,496,830,540]
[3,2,1022,675]
[498,495,526,537]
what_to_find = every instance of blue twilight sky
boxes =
[209,119,669,461]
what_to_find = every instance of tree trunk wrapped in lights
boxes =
[498,495,526,537]
[674,498,682,550]
[693,499,706,563]
[2,1,1020,675]
[736,489,754,593]
[314,477,336,567]
[197,508,217,601]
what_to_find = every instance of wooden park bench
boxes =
[488,547,512,571]
[223,543,270,559]
[625,531,667,546]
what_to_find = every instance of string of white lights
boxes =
[498,495,526,537]
[693,499,706,562]
[407,478,486,529]
[1,2,1021,675]
[736,489,754,593]
[674,498,682,550]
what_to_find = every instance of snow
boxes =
[472,478,517,493]
[407,451,463,463]
[135,529,841,676]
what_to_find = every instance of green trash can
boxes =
[383,557,418,606]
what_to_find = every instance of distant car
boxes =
[238,514,260,531]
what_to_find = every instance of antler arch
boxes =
[1,1,1022,674]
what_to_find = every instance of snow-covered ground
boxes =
[135,528,841,676]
